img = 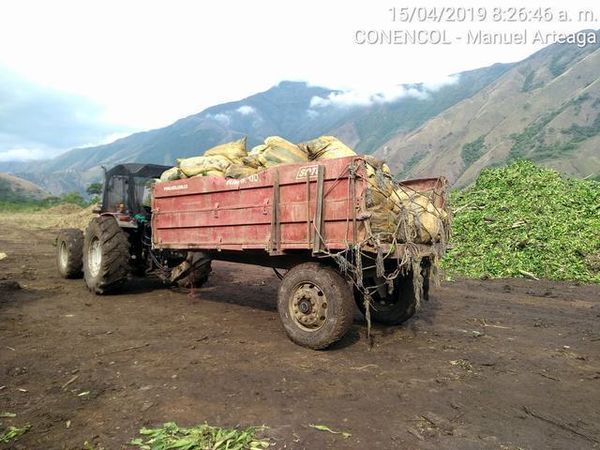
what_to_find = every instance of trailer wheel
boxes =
[354,270,426,325]
[56,228,83,279]
[83,216,130,294]
[278,263,354,350]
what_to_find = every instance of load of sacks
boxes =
[159,135,356,182]
[362,156,448,244]
[158,136,447,244]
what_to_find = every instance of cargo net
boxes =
[319,157,451,344]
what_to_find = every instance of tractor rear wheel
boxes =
[83,216,130,294]
[278,263,354,350]
[56,228,83,279]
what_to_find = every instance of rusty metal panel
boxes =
[152,156,368,252]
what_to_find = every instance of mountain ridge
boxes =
[0,65,511,194]
[375,31,600,186]
[1,31,599,195]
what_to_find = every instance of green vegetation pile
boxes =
[444,161,600,283]
[129,422,269,450]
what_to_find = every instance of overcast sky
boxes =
[0,0,598,160]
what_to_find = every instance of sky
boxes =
[0,0,599,161]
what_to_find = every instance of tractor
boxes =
[55,163,211,293]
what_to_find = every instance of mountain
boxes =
[0,173,49,201]
[0,65,511,194]
[375,30,600,186]
[3,31,599,194]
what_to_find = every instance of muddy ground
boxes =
[1,219,599,450]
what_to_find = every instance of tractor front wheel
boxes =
[83,216,130,294]
[56,228,83,279]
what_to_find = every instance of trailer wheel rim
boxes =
[58,241,68,270]
[289,282,328,331]
[87,237,102,278]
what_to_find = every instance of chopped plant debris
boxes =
[0,424,31,444]
[444,161,600,283]
[129,422,270,450]
[309,424,352,438]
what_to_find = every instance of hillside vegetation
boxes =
[377,32,600,186]
[444,161,600,283]
[0,173,48,201]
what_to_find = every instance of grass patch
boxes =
[397,152,426,179]
[129,422,270,450]
[443,161,600,283]
[461,136,486,166]
[508,110,562,161]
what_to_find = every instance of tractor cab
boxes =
[99,163,170,225]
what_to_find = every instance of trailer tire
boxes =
[83,216,130,294]
[354,271,426,325]
[278,263,354,350]
[56,228,84,279]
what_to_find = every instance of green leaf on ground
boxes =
[309,424,352,438]
[0,424,31,443]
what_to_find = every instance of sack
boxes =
[388,188,445,243]
[203,137,247,162]
[258,136,309,167]
[159,167,182,182]
[242,155,262,169]
[249,144,268,156]
[300,136,356,160]
[225,164,259,179]
[369,204,397,235]
[244,145,267,168]
[365,161,394,207]
[177,155,232,177]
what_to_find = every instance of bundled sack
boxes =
[203,137,247,162]
[224,164,259,179]
[364,156,395,208]
[388,188,447,243]
[160,167,183,182]
[253,136,309,167]
[177,155,232,177]
[300,136,357,160]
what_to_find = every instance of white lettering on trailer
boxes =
[296,165,319,180]
[225,174,260,186]
[163,184,189,191]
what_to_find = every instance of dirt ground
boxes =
[1,217,599,450]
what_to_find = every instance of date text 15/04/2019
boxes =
[354,30,597,48]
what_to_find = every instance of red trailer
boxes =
[151,156,448,349]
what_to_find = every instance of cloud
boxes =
[0,66,129,161]
[236,105,256,115]
[306,109,320,119]
[421,74,461,91]
[310,75,460,108]
[205,112,231,126]
[0,147,48,162]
